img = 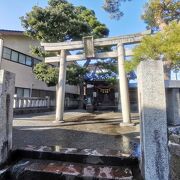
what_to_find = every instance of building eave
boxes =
[0,29,24,36]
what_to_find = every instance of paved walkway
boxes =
[13,110,140,153]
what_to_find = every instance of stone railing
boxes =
[13,96,79,110]
[13,96,51,109]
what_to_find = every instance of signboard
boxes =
[83,36,95,58]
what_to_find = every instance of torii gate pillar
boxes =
[117,44,131,125]
[55,50,66,122]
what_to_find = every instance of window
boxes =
[11,51,18,62]
[33,59,40,66]
[19,54,26,64]
[24,89,30,97]
[3,47,11,59]
[16,88,24,97]
[26,56,32,66]
[2,47,47,68]
[16,87,30,97]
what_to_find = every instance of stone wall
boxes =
[0,70,15,164]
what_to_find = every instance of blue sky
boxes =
[0,0,147,36]
[0,1,178,79]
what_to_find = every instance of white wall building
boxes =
[0,29,80,106]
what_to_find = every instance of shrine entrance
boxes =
[41,31,150,125]
[86,81,117,111]
[96,85,115,111]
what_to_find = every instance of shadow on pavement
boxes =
[13,127,140,154]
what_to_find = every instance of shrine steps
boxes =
[0,146,142,180]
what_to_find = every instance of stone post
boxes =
[55,50,66,122]
[0,39,3,68]
[165,81,180,126]
[117,43,131,125]
[0,70,15,164]
[168,128,180,180]
[137,60,169,180]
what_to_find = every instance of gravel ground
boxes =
[13,110,140,152]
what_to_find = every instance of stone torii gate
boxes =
[41,31,149,125]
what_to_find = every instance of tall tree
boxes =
[21,0,109,108]
[121,0,180,79]
[103,0,180,79]
[21,0,109,42]
[142,0,180,31]
[103,0,180,25]
[33,62,88,87]
[141,0,180,79]
[103,0,132,20]
[85,59,118,85]
[85,59,136,85]
[126,22,180,79]
[21,0,109,60]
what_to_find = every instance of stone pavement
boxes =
[13,110,140,153]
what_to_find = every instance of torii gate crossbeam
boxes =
[41,31,150,125]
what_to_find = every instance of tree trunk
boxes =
[79,82,84,109]
[83,59,91,68]
[77,59,91,109]
[157,19,167,31]
[154,6,167,31]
